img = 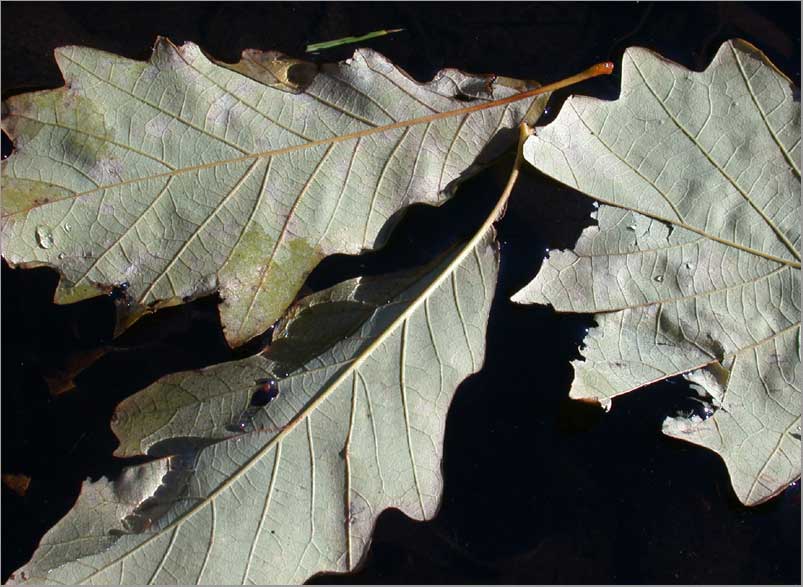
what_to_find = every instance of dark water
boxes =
[2,2,800,584]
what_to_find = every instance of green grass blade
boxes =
[306,28,404,52]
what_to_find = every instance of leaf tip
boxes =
[509,289,527,305]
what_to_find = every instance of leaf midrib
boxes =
[74,237,487,584]
[3,62,539,221]
[67,141,506,583]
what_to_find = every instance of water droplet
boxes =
[592,201,599,209]
[543,106,551,116]
[63,223,72,233]
[626,224,637,231]
[57,252,65,260]
[685,262,694,270]
[654,275,664,282]
[35,226,54,249]
[225,421,248,434]
[252,378,279,406]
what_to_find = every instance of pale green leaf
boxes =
[514,40,800,505]
[1,37,541,346]
[9,229,499,584]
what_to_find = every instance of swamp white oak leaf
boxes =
[1,37,544,346]
[514,40,800,505]
[9,228,499,584]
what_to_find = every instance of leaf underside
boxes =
[9,229,499,585]
[515,39,801,505]
[1,37,540,347]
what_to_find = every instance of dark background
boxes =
[2,2,801,584]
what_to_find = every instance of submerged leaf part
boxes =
[11,228,499,584]
[515,40,800,505]
[1,37,542,346]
